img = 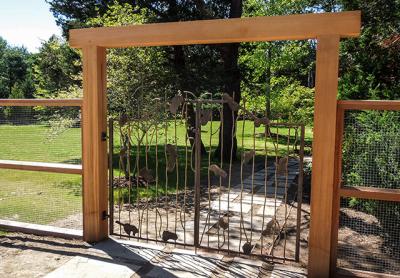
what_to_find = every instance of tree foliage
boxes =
[32,35,81,98]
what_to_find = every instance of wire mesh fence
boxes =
[337,197,400,275]
[337,109,400,275]
[0,169,82,229]
[0,105,82,231]
[109,94,305,259]
[0,106,81,164]
[342,110,400,189]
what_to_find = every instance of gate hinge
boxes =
[102,211,110,220]
[101,131,108,141]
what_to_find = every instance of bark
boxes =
[214,0,243,162]
[172,45,207,155]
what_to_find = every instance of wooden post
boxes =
[82,46,108,242]
[308,35,340,277]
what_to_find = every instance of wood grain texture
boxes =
[330,104,345,276]
[0,99,82,107]
[337,100,400,111]
[340,186,400,202]
[308,35,340,278]
[82,46,108,242]
[70,11,361,48]
[0,160,82,174]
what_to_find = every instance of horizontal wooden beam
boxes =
[0,99,83,107]
[0,160,82,175]
[69,11,361,48]
[340,186,400,202]
[0,219,82,239]
[336,267,400,278]
[338,100,400,111]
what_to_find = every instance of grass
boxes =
[0,120,312,224]
[0,124,82,224]
[0,169,82,224]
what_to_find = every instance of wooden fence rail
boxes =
[332,99,400,277]
[0,98,83,107]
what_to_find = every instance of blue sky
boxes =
[0,0,61,52]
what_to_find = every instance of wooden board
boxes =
[330,103,345,275]
[70,11,361,48]
[0,160,82,175]
[81,46,108,242]
[0,219,82,239]
[337,100,400,110]
[340,186,400,202]
[308,35,340,278]
[0,99,82,107]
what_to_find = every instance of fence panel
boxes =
[0,99,83,237]
[334,101,400,277]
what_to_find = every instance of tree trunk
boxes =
[172,45,207,155]
[214,0,242,162]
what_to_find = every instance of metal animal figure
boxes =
[162,230,178,242]
[242,242,254,255]
[116,221,139,236]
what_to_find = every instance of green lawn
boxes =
[0,121,312,224]
[0,124,82,225]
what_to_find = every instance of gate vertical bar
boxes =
[194,101,201,248]
[108,118,114,235]
[82,46,108,242]
[295,125,305,262]
[308,35,340,277]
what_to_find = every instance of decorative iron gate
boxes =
[108,94,305,261]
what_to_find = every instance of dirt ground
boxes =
[0,233,91,277]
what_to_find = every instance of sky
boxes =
[0,0,62,53]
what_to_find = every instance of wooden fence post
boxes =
[82,46,108,242]
[308,35,340,277]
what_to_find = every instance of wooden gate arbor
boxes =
[69,11,361,277]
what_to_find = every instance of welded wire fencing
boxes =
[336,108,400,275]
[0,103,82,232]
[109,94,305,260]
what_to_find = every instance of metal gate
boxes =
[108,94,304,261]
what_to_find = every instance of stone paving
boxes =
[113,158,300,255]
[199,158,299,253]
[44,238,307,278]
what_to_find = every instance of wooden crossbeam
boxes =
[340,186,400,202]
[338,100,400,110]
[0,99,82,107]
[0,160,82,175]
[0,219,82,239]
[70,11,361,48]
